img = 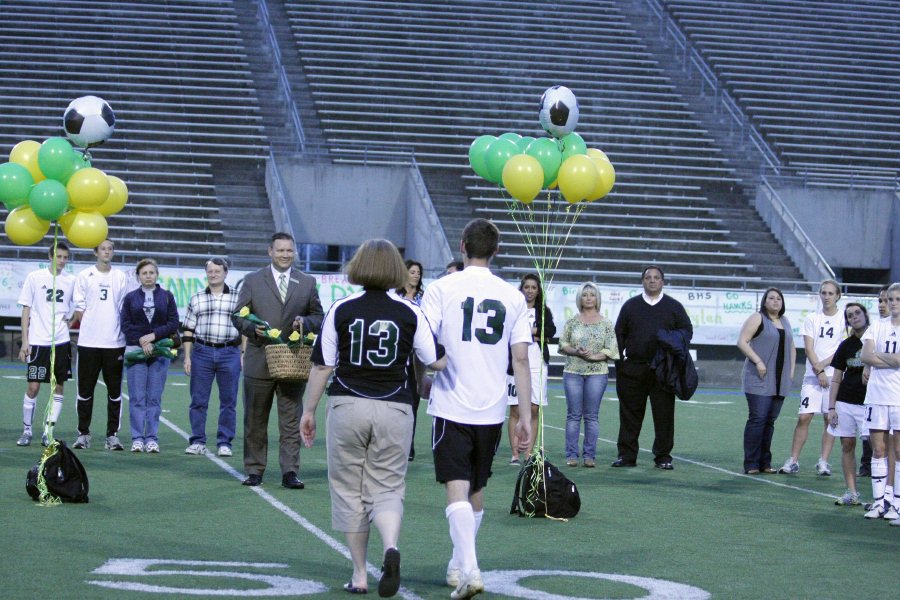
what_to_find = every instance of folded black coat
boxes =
[649,328,699,401]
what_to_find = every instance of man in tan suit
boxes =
[232,233,324,488]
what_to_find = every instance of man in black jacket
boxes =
[612,266,693,470]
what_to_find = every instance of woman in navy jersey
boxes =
[300,240,446,597]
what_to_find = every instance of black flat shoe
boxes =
[378,547,401,598]
[611,458,637,468]
[655,461,674,470]
[343,582,368,594]
[282,471,305,489]
[242,474,262,486]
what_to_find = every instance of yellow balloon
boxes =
[9,140,45,183]
[557,155,598,204]
[64,210,108,249]
[501,154,544,204]
[586,147,609,162]
[97,175,128,216]
[4,206,50,246]
[58,209,77,235]
[586,156,616,201]
[67,167,110,209]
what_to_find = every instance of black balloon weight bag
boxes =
[26,440,89,504]
[510,451,580,520]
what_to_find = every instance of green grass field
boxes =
[1,360,896,600]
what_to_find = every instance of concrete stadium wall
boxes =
[774,185,897,277]
[269,158,451,273]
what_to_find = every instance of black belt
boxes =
[196,338,241,349]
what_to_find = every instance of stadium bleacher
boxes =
[0,0,267,266]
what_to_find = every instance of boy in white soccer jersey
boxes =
[861,282,900,524]
[779,280,844,475]
[72,239,134,451]
[15,243,76,447]
[421,219,533,600]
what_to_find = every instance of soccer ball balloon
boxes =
[539,86,579,138]
[63,96,115,148]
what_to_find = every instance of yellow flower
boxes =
[304,332,316,342]
[267,328,282,338]
[288,331,301,342]
[238,306,250,317]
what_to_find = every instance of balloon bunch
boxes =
[468,86,615,205]
[0,96,125,248]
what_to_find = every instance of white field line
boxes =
[540,420,839,500]
[109,384,423,600]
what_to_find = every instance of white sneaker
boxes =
[834,490,861,506]
[131,440,144,453]
[450,569,484,600]
[884,505,900,520]
[816,459,831,476]
[864,501,886,519]
[446,566,461,588]
[185,443,207,455]
[778,458,799,474]
[146,441,160,453]
[16,431,33,446]
[73,434,91,449]
[890,516,900,527]
[105,435,124,451]
[217,446,233,457]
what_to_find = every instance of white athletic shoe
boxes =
[16,431,33,446]
[834,490,860,506]
[41,433,50,447]
[446,566,461,588]
[217,446,233,457]
[864,501,886,519]
[815,459,831,476]
[73,434,91,449]
[105,436,124,451]
[778,458,799,474]
[146,441,160,453]
[884,505,900,520]
[185,443,207,455]
[131,440,144,453]
[890,516,900,527]
[450,569,484,600]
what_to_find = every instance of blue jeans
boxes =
[744,393,784,471]
[188,343,241,448]
[564,372,609,460]
[127,357,170,443]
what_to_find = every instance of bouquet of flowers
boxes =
[234,306,283,342]
[124,338,178,366]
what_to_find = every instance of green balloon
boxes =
[525,138,563,187]
[560,132,587,162]
[517,136,535,153]
[498,132,522,145]
[37,137,76,182]
[484,138,520,184]
[29,179,70,221]
[0,161,35,206]
[468,135,496,181]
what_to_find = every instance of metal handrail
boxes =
[267,150,296,240]
[759,174,835,281]
[257,0,306,151]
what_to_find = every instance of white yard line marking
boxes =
[541,422,839,499]
[112,385,423,600]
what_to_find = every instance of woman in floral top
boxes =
[558,282,620,467]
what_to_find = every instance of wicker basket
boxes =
[265,344,312,382]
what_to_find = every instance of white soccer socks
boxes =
[447,501,478,576]
[49,394,64,424]
[22,394,36,430]
[871,457,888,508]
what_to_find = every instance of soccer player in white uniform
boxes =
[15,243,76,447]
[72,239,134,451]
[861,282,900,524]
[421,219,533,600]
[779,280,844,475]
